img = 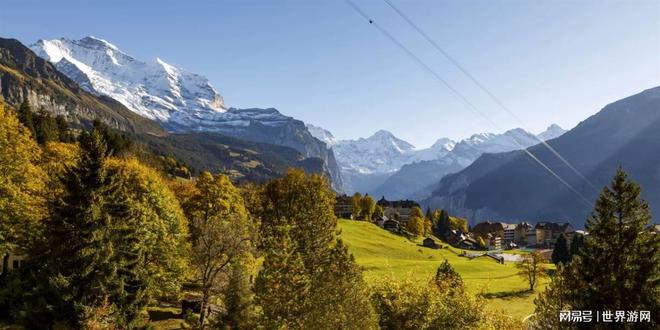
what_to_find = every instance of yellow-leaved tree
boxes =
[0,101,46,274]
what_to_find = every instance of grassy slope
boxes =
[337,219,550,319]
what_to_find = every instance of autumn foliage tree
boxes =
[254,169,376,328]
[183,172,255,327]
[25,128,189,328]
[517,251,548,291]
[0,101,46,276]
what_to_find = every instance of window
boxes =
[12,260,19,269]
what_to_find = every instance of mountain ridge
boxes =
[425,86,660,227]
[29,36,343,189]
[309,123,566,196]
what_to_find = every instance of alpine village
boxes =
[1,2,659,329]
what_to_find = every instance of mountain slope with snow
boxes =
[306,124,337,147]
[330,124,566,198]
[31,37,226,126]
[30,36,343,189]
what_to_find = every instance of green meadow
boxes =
[337,219,552,320]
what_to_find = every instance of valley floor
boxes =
[337,219,552,320]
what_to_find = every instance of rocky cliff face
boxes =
[0,37,164,135]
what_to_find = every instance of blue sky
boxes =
[2,0,659,147]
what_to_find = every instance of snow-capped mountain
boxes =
[329,124,566,198]
[537,124,567,141]
[31,37,226,126]
[333,130,419,174]
[29,36,343,189]
[306,124,337,147]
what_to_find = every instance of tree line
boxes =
[0,100,522,329]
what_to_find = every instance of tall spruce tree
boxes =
[565,168,659,325]
[435,209,451,239]
[255,169,376,327]
[568,233,585,261]
[255,225,310,329]
[534,168,660,329]
[551,234,570,265]
[28,128,116,327]
[16,99,36,139]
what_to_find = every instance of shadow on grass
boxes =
[480,289,534,300]
[148,309,181,321]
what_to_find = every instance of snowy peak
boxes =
[306,124,337,147]
[364,130,416,153]
[537,124,566,141]
[333,130,417,174]
[30,36,226,126]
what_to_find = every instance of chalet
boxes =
[484,233,502,250]
[383,219,400,233]
[376,197,420,223]
[515,222,532,245]
[447,229,478,250]
[472,221,505,239]
[334,194,353,219]
[526,230,537,247]
[651,224,660,234]
[1,251,25,275]
[458,237,477,250]
[502,223,516,244]
[423,237,439,249]
[534,222,574,247]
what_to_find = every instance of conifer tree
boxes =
[28,128,116,327]
[34,110,58,144]
[563,168,660,325]
[255,169,376,327]
[551,234,570,265]
[435,209,451,239]
[568,233,585,261]
[16,99,35,139]
[255,226,310,329]
[303,240,377,329]
[217,256,257,329]
[434,259,463,290]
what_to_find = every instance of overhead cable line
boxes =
[381,0,598,193]
[344,0,592,207]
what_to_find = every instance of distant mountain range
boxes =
[29,37,342,189]
[425,87,660,228]
[309,124,566,197]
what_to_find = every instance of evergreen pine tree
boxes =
[255,226,310,329]
[434,259,463,290]
[34,110,58,144]
[425,207,432,221]
[435,209,451,239]
[551,234,570,265]
[55,115,73,142]
[28,128,116,327]
[564,168,659,326]
[568,233,585,261]
[16,99,36,139]
[218,257,256,329]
